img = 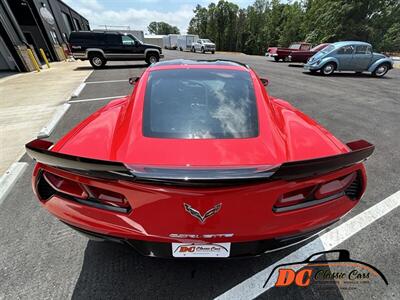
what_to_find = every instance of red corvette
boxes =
[26,60,374,258]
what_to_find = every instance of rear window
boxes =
[143,69,259,139]
[69,32,104,45]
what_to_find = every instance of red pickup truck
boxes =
[266,42,312,62]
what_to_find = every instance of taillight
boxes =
[38,171,131,213]
[275,186,315,208]
[85,186,130,209]
[274,172,359,212]
[315,172,356,199]
[43,172,87,199]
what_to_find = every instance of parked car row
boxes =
[267,41,394,77]
[68,31,218,69]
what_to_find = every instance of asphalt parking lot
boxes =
[1,50,399,299]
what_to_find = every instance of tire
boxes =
[283,56,290,62]
[89,53,106,69]
[321,62,336,75]
[180,47,183,51]
[145,52,159,65]
[201,47,205,54]
[372,63,389,77]
[211,51,215,54]
[274,57,280,62]
[192,47,196,53]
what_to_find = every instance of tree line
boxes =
[148,21,180,35]
[186,0,400,54]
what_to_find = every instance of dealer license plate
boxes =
[172,243,231,258]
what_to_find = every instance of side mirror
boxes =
[129,77,140,85]
[260,78,269,87]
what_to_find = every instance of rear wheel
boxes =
[201,47,205,54]
[211,51,215,54]
[283,56,290,62]
[321,63,336,75]
[89,53,106,69]
[372,63,389,77]
[274,57,280,62]
[145,52,159,65]
[192,47,196,53]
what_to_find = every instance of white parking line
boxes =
[0,162,28,206]
[68,95,128,103]
[85,79,128,84]
[215,190,400,300]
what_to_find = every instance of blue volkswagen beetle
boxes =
[304,41,394,77]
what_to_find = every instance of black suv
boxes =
[69,31,163,68]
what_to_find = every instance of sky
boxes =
[63,0,256,34]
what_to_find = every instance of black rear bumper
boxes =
[63,222,335,258]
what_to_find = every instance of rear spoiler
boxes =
[25,139,374,186]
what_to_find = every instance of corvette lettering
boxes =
[169,233,234,239]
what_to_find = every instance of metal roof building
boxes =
[0,0,90,72]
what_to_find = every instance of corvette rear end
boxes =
[26,60,374,258]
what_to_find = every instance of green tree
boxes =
[278,2,305,47]
[148,21,180,35]
[381,23,400,52]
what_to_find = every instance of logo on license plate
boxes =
[172,243,230,257]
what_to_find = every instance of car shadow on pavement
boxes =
[288,64,304,68]
[74,64,149,71]
[71,239,343,299]
[302,71,392,79]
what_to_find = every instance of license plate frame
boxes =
[172,242,231,258]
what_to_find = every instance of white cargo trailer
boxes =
[177,35,199,51]
[163,34,179,49]
[144,35,165,48]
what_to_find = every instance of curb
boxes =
[37,103,71,138]
[71,82,86,98]
[0,162,28,206]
